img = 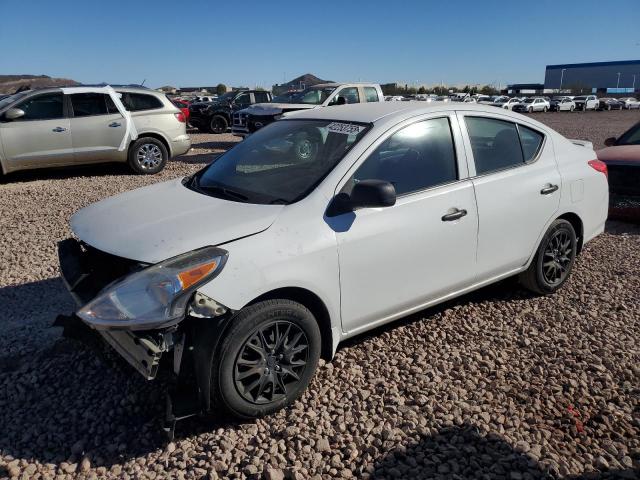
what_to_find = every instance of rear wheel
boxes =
[212,299,321,419]
[543,106,548,112]
[528,107,533,113]
[520,219,577,295]
[127,137,168,174]
[210,115,228,134]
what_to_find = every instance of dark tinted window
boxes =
[519,125,544,161]
[254,91,270,103]
[466,117,523,175]
[70,93,108,117]
[120,92,163,111]
[234,92,251,106]
[16,93,63,120]
[105,95,120,114]
[352,118,458,196]
[364,87,379,102]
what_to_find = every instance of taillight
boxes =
[175,112,186,123]
[588,159,608,178]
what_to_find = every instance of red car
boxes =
[597,121,640,223]
[172,99,190,124]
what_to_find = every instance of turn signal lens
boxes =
[588,159,608,179]
[178,260,218,289]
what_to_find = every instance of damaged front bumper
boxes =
[57,239,233,425]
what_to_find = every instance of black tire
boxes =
[127,137,168,174]
[209,115,228,134]
[543,106,548,113]
[528,107,533,113]
[212,299,321,419]
[607,105,611,111]
[519,219,577,295]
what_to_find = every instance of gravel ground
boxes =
[1,112,639,479]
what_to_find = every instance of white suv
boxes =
[59,102,608,421]
[0,86,190,175]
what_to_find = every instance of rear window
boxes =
[364,87,379,103]
[119,92,163,111]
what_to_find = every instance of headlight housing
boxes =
[77,247,228,330]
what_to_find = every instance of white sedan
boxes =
[59,103,608,421]
[619,97,640,109]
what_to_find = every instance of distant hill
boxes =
[0,75,79,94]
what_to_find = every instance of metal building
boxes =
[544,60,640,94]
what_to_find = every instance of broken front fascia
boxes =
[57,238,230,380]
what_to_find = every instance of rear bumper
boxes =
[171,134,191,157]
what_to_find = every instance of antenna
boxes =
[141,79,146,86]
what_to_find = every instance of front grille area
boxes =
[233,112,247,127]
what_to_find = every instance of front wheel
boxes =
[127,137,168,174]
[543,106,548,113]
[209,115,228,134]
[528,107,533,113]
[570,105,575,112]
[519,219,577,295]
[212,299,321,419]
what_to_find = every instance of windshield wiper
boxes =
[197,184,249,202]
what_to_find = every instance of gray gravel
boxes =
[1,113,639,479]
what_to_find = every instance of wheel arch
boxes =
[557,211,584,254]
[248,287,334,361]
[131,131,172,157]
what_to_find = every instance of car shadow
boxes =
[188,140,238,151]
[371,423,638,479]
[0,162,132,183]
[172,152,221,166]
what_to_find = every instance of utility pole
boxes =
[616,72,621,89]
[559,68,566,92]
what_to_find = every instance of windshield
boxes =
[190,119,370,204]
[616,123,640,146]
[0,91,29,110]
[524,99,534,103]
[574,96,587,101]
[218,92,236,102]
[287,87,337,105]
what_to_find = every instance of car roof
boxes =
[313,82,379,88]
[284,101,545,126]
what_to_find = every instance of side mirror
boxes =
[5,108,25,120]
[604,137,617,147]
[327,179,396,216]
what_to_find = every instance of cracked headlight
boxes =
[77,247,228,330]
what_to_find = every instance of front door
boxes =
[334,115,478,334]
[0,92,73,172]
[68,93,125,163]
[460,113,561,279]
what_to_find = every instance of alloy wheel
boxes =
[542,230,573,286]
[136,144,162,170]
[234,321,309,404]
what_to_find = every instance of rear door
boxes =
[459,112,561,279]
[69,93,125,163]
[0,91,73,171]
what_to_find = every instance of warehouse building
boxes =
[544,60,640,94]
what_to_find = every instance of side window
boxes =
[465,117,524,175]
[364,87,379,103]
[119,93,163,111]
[332,87,360,105]
[351,118,458,196]
[254,91,270,103]
[15,93,64,120]
[235,93,251,106]
[519,125,544,161]
[105,95,120,114]
[70,93,109,117]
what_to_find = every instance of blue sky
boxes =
[1,0,638,89]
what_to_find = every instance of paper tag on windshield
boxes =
[326,122,366,135]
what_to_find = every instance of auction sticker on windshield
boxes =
[326,122,366,135]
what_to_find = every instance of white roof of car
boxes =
[285,101,536,125]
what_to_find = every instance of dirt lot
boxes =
[0,110,639,479]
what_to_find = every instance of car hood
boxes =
[240,103,318,116]
[596,145,640,164]
[70,178,284,263]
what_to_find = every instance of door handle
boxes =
[540,184,559,195]
[109,122,121,127]
[441,208,468,222]
[52,127,67,132]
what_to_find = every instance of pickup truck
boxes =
[189,90,272,134]
[231,83,384,137]
[573,95,599,111]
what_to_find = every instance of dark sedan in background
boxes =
[598,98,625,111]
[597,121,640,222]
